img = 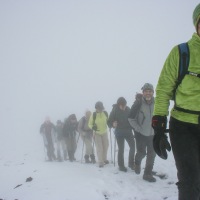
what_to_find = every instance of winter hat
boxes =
[141,83,154,91]
[68,114,77,120]
[95,101,104,110]
[117,97,127,106]
[193,3,200,28]
[57,120,62,124]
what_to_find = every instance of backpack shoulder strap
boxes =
[178,42,190,83]
[93,112,97,125]
[173,42,189,100]
[103,111,108,118]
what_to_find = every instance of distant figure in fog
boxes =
[55,120,67,161]
[63,114,78,162]
[40,117,57,161]
[78,110,96,164]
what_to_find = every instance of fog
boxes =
[0,0,198,135]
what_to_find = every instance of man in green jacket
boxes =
[152,4,200,200]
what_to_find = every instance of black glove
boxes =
[92,124,98,131]
[152,115,171,160]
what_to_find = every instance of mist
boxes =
[0,0,198,139]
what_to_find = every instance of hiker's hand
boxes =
[112,121,117,128]
[92,124,98,131]
[152,115,171,160]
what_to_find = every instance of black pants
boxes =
[45,135,55,160]
[134,132,156,175]
[169,117,200,200]
[116,132,135,167]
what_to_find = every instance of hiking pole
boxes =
[109,128,113,163]
[92,132,95,150]
[114,136,116,167]
[113,129,117,167]
[81,136,85,163]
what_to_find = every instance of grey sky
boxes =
[0,0,199,133]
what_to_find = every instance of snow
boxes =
[1,1,198,199]
[0,129,178,200]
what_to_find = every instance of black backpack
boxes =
[129,95,143,120]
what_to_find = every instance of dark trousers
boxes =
[46,144,55,159]
[116,133,135,167]
[134,131,156,175]
[169,117,200,200]
[65,136,77,161]
[45,135,56,160]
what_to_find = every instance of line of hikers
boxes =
[40,83,156,182]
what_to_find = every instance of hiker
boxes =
[63,114,78,162]
[88,101,109,168]
[55,120,67,161]
[128,83,156,182]
[152,4,200,199]
[40,117,57,161]
[108,97,135,172]
[78,110,96,163]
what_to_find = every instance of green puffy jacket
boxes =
[154,33,200,124]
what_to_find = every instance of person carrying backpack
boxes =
[40,117,57,161]
[108,97,135,172]
[152,4,200,199]
[55,120,67,161]
[128,83,156,182]
[88,101,109,168]
[78,110,96,163]
[63,114,78,162]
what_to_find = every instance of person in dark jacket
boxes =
[108,97,135,172]
[128,83,156,182]
[63,114,78,162]
[55,120,67,161]
[40,117,56,161]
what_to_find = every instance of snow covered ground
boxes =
[0,128,178,200]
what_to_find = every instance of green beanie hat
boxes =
[193,3,200,27]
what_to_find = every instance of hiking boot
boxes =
[90,154,96,164]
[119,166,127,172]
[84,155,91,163]
[64,150,68,161]
[104,160,109,165]
[52,154,57,161]
[57,156,63,162]
[128,164,135,171]
[143,174,156,182]
[47,157,52,161]
[135,164,141,174]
